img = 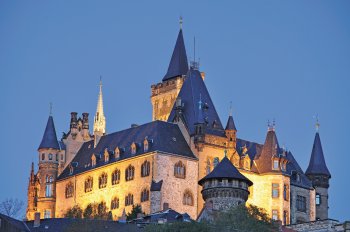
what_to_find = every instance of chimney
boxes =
[82,113,89,129]
[163,202,169,211]
[34,212,40,227]
[70,112,78,129]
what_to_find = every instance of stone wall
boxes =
[290,185,315,224]
[287,219,343,232]
[315,186,328,220]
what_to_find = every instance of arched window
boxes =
[91,154,96,167]
[125,193,134,206]
[174,161,186,179]
[49,153,53,160]
[65,182,74,198]
[141,160,150,177]
[99,172,108,188]
[114,147,120,159]
[45,175,53,197]
[112,169,120,185]
[131,143,137,155]
[183,190,193,206]
[97,202,107,216]
[104,149,109,162]
[144,138,149,152]
[111,197,119,210]
[85,176,93,193]
[141,188,150,202]
[125,165,135,181]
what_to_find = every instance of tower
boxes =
[93,78,106,137]
[26,162,38,220]
[305,122,331,220]
[225,105,237,150]
[36,115,60,219]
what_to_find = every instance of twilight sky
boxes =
[0,1,349,221]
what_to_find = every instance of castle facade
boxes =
[26,23,331,225]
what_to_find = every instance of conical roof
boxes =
[38,116,60,150]
[225,115,237,131]
[305,132,331,177]
[162,29,189,81]
[198,156,252,186]
[168,67,224,136]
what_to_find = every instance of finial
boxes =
[179,16,183,29]
[314,114,320,132]
[49,102,53,116]
[99,75,102,86]
[224,149,227,157]
[229,101,233,117]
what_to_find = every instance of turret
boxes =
[305,121,331,220]
[225,105,237,149]
[26,162,38,220]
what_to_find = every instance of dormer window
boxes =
[104,149,109,162]
[143,138,149,152]
[69,165,73,175]
[91,154,96,167]
[273,159,279,170]
[114,147,120,159]
[131,143,137,155]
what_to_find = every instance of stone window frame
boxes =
[125,165,135,181]
[111,197,119,210]
[141,188,150,202]
[272,183,279,198]
[104,149,109,163]
[283,210,289,225]
[49,153,53,160]
[315,193,321,206]
[174,161,186,179]
[114,147,120,159]
[296,195,307,212]
[44,209,51,219]
[112,169,121,185]
[91,154,96,167]
[41,153,45,161]
[141,160,151,177]
[98,172,108,189]
[272,209,278,221]
[45,175,54,197]
[183,190,194,206]
[131,143,137,155]
[65,182,74,198]
[283,184,289,201]
[272,159,279,170]
[84,176,93,193]
[125,193,134,206]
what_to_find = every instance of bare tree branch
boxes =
[0,198,24,218]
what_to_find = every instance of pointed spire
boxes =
[306,130,331,177]
[30,162,35,180]
[38,115,60,150]
[225,102,237,131]
[93,77,106,135]
[162,22,189,81]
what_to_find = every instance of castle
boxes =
[26,22,331,225]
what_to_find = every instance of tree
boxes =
[64,205,83,219]
[126,204,143,221]
[82,202,111,220]
[0,198,24,219]
[83,203,94,219]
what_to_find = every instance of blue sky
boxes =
[0,1,349,221]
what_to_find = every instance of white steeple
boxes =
[93,77,106,136]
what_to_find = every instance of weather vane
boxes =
[49,102,53,115]
[314,114,320,132]
[179,16,183,29]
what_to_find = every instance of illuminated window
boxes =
[45,176,53,197]
[125,165,135,181]
[283,184,289,201]
[125,193,134,206]
[141,188,150,202]
[183,190,193,206]
[65,182,74,198]
[49,153,53,160]
[141,160,150,177]
[91,154,96,167]
[104,149,109,162]
[44,210,51,219]
[131,143,137,155]
[297,195,306,212]
[272,183,279,198]
[273,159,279,170]
[174,161,186,179]
[272,210,278,221]
[114,147,120,159]
[85,177,93,193]
[143,139,149,152]
[99,172,108,188]
[316,193,321,205]
[283,211,288,225]
[112,169,120,185]
[111,197,119,210]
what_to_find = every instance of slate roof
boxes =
[134,209,192,224]
[38,116,60,150]
[286,151,313,189]
[150,180,163,191]
[168,67,225,137]
[305,132,331,177]
[0,213,30,231]
[163,29,189,81]
[58,121,196,180]
[225,115,237,131]
[198,156,253,186]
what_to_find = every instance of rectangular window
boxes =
[283,211,288,225]
[272,210,278,221]
[272,183,279,198]
[316,194,321,205]
[283,184,289,201]
[273,160,279,170]
[44,210,51,219]
[296,195,306,212]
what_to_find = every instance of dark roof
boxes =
[0,213,30,231]
[198,156,253,186]
[150,180,163,191]
[305,132,331,177]
[162,29,189,81]
[38,116,60,150]
[286,151,313,189]
[136,209,192,224]
[168,67,225,137]
[225,115,237,131]
[58,121,196,180]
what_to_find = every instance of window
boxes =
[125,193,134,206]
[272,210,278,221]
[56,154,58,161]
[272,183,279,198]
[316,193,321,205]
[61,154,64,161]
[131,143,137,155]
[283,211,288,225]
[91,154,96,167]
[141,160,150,177]
[114,147,120,159]
[273,159,279,170]
[99,172,108,188]
[283,184,289,201]
[49,153,53,160]
[112,169,120,185]
[41,153,45,161]
[174,161,186,179]
[213,157,219,168]
[141,188,150,202]
[97,202,107,215]
[125,165,135,181]
[144,139,149,152]
[183,190,193,206]
[85,177,93,193]
[45,176,53,197]
[69,165,73,175]
[44,210,51,219]
[65,182,74,198]
[297,195,306,212]
[206,159,211,174]
[111,197,119,210]
[104,149,109,162]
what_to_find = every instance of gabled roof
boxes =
[198,156,253,186]
[38,116,60,150]
[168,67,225,137]
[162,29,189,81]
[0,213,30,232]
[58,121,196,180]
[225,115,237,131]
[305,132,331,177]
[286,151,313,189]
